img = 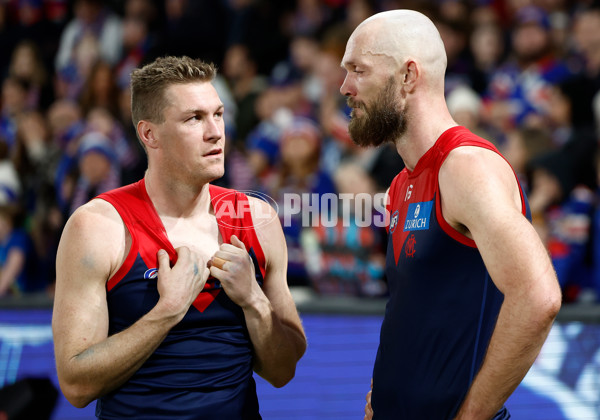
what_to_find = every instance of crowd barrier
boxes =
[0,293,598,419]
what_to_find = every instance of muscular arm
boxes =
[52,199,208,408]
[439,147,562,419]
[210,198,307,387]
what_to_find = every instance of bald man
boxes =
[340,10,561,420]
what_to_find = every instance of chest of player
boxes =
[388,167,441,260]
[106,250,264,336]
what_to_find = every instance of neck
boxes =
[395,95,458,171]
[144,170,212,218]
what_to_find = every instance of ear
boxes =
[137,120,159,150]
[401,60,419,93]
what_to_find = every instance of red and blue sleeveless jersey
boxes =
[95,180,266,420]
[373,126,529,419]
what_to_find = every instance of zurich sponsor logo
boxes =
[144,268,158,279]
[389,210,399,233]
[404,200,433,231]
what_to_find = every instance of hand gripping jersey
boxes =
[95,180,266,420]
[373,126,529,419]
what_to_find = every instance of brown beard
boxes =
[347,76,407,147]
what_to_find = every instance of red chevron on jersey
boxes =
[99,180,266,313]
[385,126,527,265]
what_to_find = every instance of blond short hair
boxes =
[130,56,216,127]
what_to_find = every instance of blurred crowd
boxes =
[1,0,600,303]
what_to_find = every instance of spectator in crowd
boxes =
[68,131,120,215]
[0,77,30,151]
[563,5,600,130]
[0,204,37,297]
[486,5,573,131]
[544,81,597,189]
[435,13,474,95]
[47,98,84,156]
[84,106,140,182]
[78,60,120,118]
[287,0,335,37]
[315,24,355,157]
[54,0,123,100]
[220,43,270,190]
[0,0,598,306]
[13,110,60,213]
[302,162,387,296]
[447,84,497,143]
[223,43,269,147]
[261,117,336,287]
[528,150,595,302]
[227,1,298,75]
[0,140,21,206]
[0,4,11,75]
[46,99,85,215]
[501,126,556,192]
[246,30,328,181]
[123,0,159,27]
[6,0,66,75]
[115,14,156,91]
[13,110,62,292]
[468,23,506,95]
[591,148,600,302]
[7,39,53,111]
[345,0,379,31]
[155,0,229,66]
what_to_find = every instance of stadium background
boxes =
[1,0,600,418]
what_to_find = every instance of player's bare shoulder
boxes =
[247,196,281,232]
[247,196,286,263]
[59,198,130,279]
[64,199,126,240]
[442,145,515,185]
[439,145,523,232]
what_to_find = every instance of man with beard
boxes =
[340,10,562,420]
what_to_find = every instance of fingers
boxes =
[210,235,250,270]
[208,236,252,281]
[167,246,208,280]
[364,392,373,419]
[211,256,227,270]
[199,263,211,282]
[209,264,226,280]
[157,249,170,274]
[230,234,246,251]
[364,379,373,420]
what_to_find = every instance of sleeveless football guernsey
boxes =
[373,126,529,419]
[95,180,266,420]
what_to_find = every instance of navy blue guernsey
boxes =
[373,126,529,419]
[95,180,266,420]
